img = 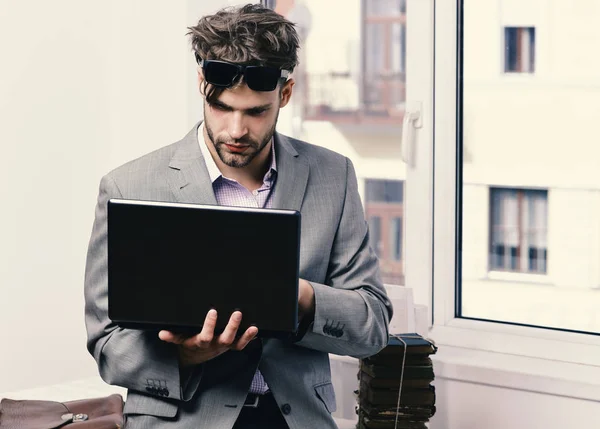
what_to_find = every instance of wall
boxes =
[0,0,220,392]
[430,376,600,429]
[463,0,600,187]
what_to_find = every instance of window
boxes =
[489,188,547,274]
[429,0,600,354]
[365,179,404,285]
[457,0,600,334]
[297,0,406,123]
[363,0,407,118]
[368,216,382,256]
[263,0,408,288]
[390,216,402,261]
[504,27,535,73]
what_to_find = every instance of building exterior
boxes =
[460,0,600,332]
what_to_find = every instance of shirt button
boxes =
[281,403,292,415]
[252,190,259,196]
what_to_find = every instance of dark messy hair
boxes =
[187,3,300,103]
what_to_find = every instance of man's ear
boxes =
[279,79,295,108]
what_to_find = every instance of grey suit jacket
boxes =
[84,123,393,429]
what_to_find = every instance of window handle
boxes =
[401,101,423,167]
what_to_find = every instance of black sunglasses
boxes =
[196,55,290,92]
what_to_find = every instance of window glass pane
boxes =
[390,217,402,261]
[461,1,600,333]
[391,23,407,75]
[366,0,406,16]
[369,216,382,257]
[366,179,403,203]
[489,188,548,274]
[366,23,386,77]
[504,27,535,73]
[266,0,407,286]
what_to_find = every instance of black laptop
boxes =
[107,199,301,338]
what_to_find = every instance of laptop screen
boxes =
[107,199,300,337]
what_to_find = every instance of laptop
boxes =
[107,198,301,339]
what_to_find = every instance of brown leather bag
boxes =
[0,394,123,429]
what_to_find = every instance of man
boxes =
[84,4,392,429]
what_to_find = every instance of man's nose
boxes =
[228,113,248,140]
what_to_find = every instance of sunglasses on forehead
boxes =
[196,54,291,92]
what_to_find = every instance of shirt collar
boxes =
[197,122,277,184]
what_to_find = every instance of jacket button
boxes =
[322,326,330,335]
[335,329,343,338]
[161,388,170,397]
[145,387,154,393]
[281,403,292,415]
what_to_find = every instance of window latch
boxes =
[401,101,423,167]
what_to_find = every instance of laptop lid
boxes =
[107,199,301,338]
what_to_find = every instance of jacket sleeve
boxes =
[84,174,202,401]
[293,158,393,358]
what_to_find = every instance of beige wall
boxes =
[0,0,232,393]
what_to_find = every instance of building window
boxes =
[365,179,404,284]
[369,216,382,257]
[366,0,406,15]
[363,0,407,117]
[504,27,535,73]
[489,188,548,274]
[390,216,402,261]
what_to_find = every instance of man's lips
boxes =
[224,143,250,153]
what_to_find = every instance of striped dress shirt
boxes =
[197,124,275,395]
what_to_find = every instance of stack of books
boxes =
[356,334,437,429]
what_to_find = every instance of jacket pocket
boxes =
[123,391,178,418]
[314,381,337,413]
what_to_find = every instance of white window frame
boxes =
[405,0,600,400]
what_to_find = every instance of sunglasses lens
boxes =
[245,67,282,91]
[204,62,239,87]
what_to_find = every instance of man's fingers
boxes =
[159,310,252,354]
[158,330,185,344]
[217,311,243,347]
[231,326,259,351]
[186,309,218,348]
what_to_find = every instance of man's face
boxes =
[201,75,294,169]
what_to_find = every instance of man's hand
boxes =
[298,279,315,320]
[158,309,258,367]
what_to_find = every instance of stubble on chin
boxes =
[204,111,277,169]
[215,144,252,168]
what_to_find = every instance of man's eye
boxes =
[248,109,267,116]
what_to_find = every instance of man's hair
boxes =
[187,3,300,102]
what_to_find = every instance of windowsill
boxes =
[486,270,550,284]
[430,344,600,402]
[330,338,600,402]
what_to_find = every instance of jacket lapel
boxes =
[167,122,218,205]
[271,132,309,212]
[167,125,309,211]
